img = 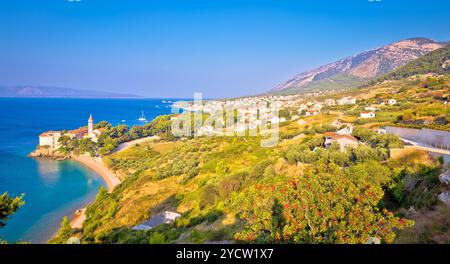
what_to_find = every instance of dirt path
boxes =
[113,136,160,153]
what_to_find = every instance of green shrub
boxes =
[149,232,166,244]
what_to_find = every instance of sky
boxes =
[0,0,449,98]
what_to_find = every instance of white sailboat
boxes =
[138,110,147,122]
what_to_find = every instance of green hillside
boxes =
[48,75,450,244]
[374,45,450,83]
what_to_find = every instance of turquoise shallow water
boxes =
[0,98,174,243]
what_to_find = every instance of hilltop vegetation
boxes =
[374,45,450,83]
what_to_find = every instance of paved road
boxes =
[401,138,450,156]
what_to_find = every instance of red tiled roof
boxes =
[39,131,61,137]
[68,127,88,135]
[333,134,358,141]
[325,132,358,142]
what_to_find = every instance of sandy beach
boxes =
[68,137,158,228]
[72,154,120,192]
[70,154,121,228]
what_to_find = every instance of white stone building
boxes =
[324,132,359,152]
[39,114,104,148]
[39,131,62,149]
[388,99,397,105]
[360,112,376,118]
[337,96,356,105]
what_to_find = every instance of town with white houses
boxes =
[37,92,442,156]
[173,93,401,143]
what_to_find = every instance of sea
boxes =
[0,98,177,243]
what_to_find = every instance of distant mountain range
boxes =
[0,86,141,98]
[273,38,447,94]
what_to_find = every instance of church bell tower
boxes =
[88,114,94,136]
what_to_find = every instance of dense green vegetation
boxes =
[0,192,24,228]
[373,45,450,83]
[0,192,24,243]
[49,216,73,244]
[235,165,412,243]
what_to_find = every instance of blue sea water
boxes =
[0,98,175,243]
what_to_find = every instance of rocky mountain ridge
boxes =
[273,38,445,93]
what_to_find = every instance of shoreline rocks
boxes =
[28,148,70,160]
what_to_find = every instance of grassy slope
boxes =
[62,74,450,244]
[81,136,278,243]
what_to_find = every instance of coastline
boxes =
[70,208,86,229]
[31,136,158,231]
[71,154,120,192]
[70,154,121,228]
[68,136,160,229]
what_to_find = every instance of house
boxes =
[324,99,336,106]
[360,112,376,118]
[364,106,377,112]
[66,127,88,139]
[336,96,356,105]
[164,211,181,222]
[39,131,62,149]
[132,211,181,231]
[336,126,353,135]
[324,132,359,152]
[388,99,397,105]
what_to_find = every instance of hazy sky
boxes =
[1,0,449,98]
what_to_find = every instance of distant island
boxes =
[0,85,141,98]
